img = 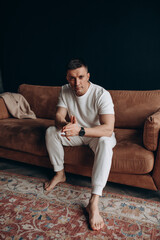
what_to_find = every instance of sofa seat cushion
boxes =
[112,128,154,174]
[0,120,154,175]
[0,118,54,156]
[64,129,154,175]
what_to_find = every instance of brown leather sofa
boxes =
[0,84,160,191]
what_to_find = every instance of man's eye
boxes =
[79,76,84,79]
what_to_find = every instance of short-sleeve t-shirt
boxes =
[57,82,114,128]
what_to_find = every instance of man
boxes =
[45,59,116,231]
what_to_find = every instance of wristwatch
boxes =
[79,127,85,136]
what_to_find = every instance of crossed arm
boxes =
[55,107,115,141]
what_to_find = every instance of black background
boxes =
[1,0,160,92]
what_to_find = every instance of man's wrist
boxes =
[55,120,68,129]
[79,127,85,136]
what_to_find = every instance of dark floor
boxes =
[0,158,160,202]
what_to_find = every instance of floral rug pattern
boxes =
[0,171,160,240]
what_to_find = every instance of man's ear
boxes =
[66,74,69,82]
[87,72,90,81]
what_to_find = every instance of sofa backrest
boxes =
[109,90,160,128]
[18,84,61,120]
[18,84,160,128]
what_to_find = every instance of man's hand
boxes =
[61,115,80,141]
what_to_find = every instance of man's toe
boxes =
[91,223,98,231]
[44,182,50,190]
[97,223,101,230]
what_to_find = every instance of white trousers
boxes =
[45,126,116,196]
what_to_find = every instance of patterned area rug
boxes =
[0,171,160,240]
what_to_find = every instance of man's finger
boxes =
[61,132,70,141]
[73,116,77,124]
[65,136,71,141]
[63,127,72,132]
[71,115,74,123]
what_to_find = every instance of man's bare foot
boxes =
[44,169,66,191]
[86,194,104,231]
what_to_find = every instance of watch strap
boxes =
[79,127,85,136]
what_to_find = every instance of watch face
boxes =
[79,127,85,136]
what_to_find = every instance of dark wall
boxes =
[1,0,160,92]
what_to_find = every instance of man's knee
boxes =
[98,135,116,150]
[96,137,114,162]
[45,126,57,141]
[98,136,112,146]
[96,137,114,155]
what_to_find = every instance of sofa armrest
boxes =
[143,109,160,151]
[0,97,10,119]
[152,141,160,190]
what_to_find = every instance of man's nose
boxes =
[75,79,80,85]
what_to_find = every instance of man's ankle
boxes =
[56,169,65,175]
[89,194,99,205]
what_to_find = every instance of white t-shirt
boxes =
[57,82,114,128]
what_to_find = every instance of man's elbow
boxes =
[105,127,114,137]
[108,129,113,137]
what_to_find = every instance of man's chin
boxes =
[75,90,83,96]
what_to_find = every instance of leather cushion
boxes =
[0,118,54,156]
[0,97,10,119]
[143,109,160,151]
[109,90,160,128]
[18,84,61,119]
[112,129,154,174]
[64,128,154,174]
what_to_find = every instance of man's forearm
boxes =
[55,113,68,130]
[84,124,113,138]
[61,115,114,138]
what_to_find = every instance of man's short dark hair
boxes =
[66,58,88,72]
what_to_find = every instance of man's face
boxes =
[66,66,90,96]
